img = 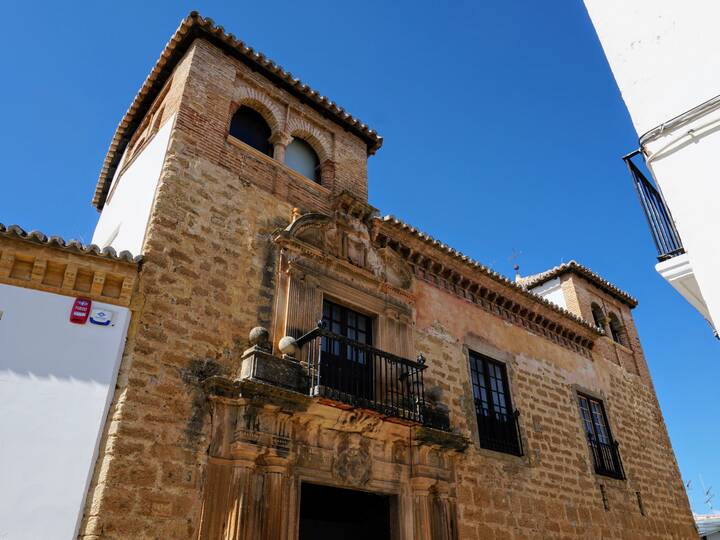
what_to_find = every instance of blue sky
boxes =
[3,0,716,513]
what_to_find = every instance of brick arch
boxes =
[233,86,283,133]
[286,117,332,162]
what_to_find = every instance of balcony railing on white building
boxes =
[623,151,685,261]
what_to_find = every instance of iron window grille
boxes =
[577,394,625,480]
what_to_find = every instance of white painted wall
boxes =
[529,277,567,309]
[583,0,720,329]
[583,0,720,135]
[0,284,130,540]
[656,253,710,321]
[91,113,175,256]
[644,118,720,328]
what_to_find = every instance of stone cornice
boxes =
[0,234,138,307]
[275,233,415,304]
[378,217,599,356]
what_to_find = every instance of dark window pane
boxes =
[577,394,623,479]
[229,106,273,156]
[578,396,594,437]
[469,351,520,455]
[591,303,605,329]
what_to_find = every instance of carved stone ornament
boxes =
[331,445,372,486]
[274,193,414,292]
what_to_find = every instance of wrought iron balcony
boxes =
[624,152,684,261]
[587,436,625,480]
[296,324,448,430]
[474,402,523,456]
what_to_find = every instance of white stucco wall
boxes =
[644,121,720,327]
[528,277,567,310]
[91,113,175,256]
[583,0,720,328]
[0,284,130,540]
[583,0,720,135]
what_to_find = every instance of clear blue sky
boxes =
[3,0,716,514]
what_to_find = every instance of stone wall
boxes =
[413,279,694,538]
[78,36,695,540]
[78,42,297,539]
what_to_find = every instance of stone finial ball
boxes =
[248,326,269,347]
[278,336,298,356]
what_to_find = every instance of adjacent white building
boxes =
[697,514,720,540]
[583,0,720,334]
[0,225,139,539]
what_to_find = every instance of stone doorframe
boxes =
[196,372,467,540]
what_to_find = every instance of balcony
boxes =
[295,323,449,430]
[623,152,684,261]
[587,436,625,480]
[623,152,714,325]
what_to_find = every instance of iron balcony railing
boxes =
[587,436,625,480]
[296,323,447,430]
[624,152,685,261]
[474,402,523,456]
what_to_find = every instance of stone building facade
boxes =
[78,12,696,539]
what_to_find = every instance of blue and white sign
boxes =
[89,308,114,326]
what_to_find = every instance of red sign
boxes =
[70,297,92,324]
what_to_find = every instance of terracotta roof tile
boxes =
[516,260,638,308]
[0,223,141,264]
[93,11,383,209]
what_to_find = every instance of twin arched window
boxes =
[592,302,628,347]
[228,105,322,184]
[591,303,606,330]
[229,106,274,156]
[285,137,320,183]
[608,313,628,346]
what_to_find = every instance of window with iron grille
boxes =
[577,394,625,479]
[320,300,374,401]
[468,352,522,456]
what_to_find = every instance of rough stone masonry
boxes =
[77,12,696,540]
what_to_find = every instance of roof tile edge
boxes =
[92,11,383,210]
[0,223,142,264]
[517,260,638,308]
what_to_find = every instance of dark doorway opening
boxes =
[299,482,393,540]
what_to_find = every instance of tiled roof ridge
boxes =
[0,223,141,264]
[92,11,383,209]
[380,215,604,334]
[517,260,638,307]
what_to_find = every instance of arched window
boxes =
[285,137,320,183]
[608,313,627,346]
[591,303,606,330]
[229,106,273,156]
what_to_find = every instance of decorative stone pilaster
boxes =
[411,478,459,540]
[319,159,335,189]
[408,427,467,540]
[270,132,293,162]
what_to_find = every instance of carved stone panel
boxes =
[198,380,464,540]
